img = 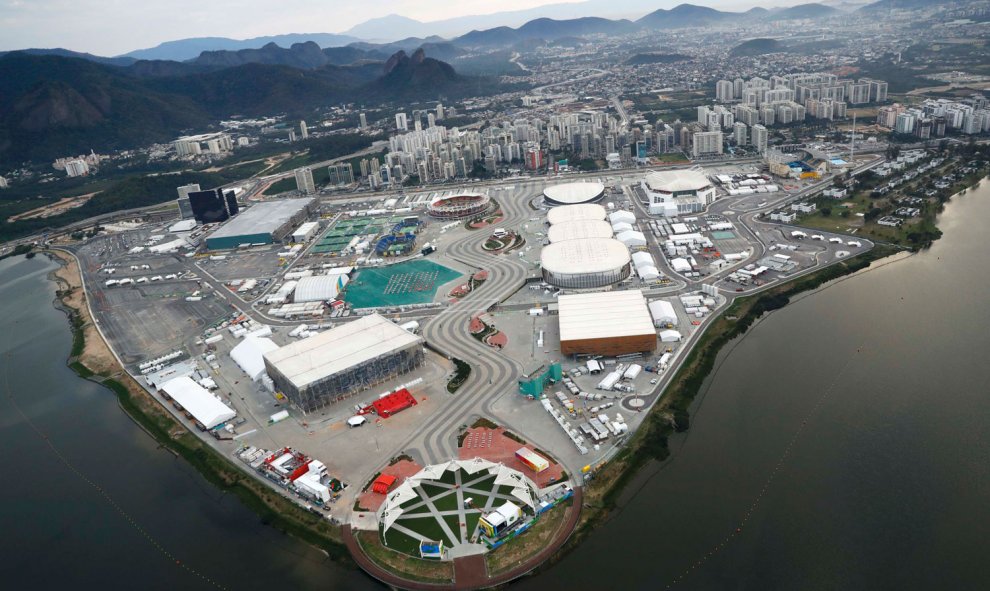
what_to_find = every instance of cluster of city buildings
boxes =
[172,132,238,157]
[877,96,990,137]
[53,150,106,177]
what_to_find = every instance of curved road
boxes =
[398,185,535,464]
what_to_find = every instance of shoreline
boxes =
[43,248,354,567]
[536,178,989,576]
[26,175,982,590]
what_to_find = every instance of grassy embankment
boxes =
[356,530,454,583]
[46,249,352,566]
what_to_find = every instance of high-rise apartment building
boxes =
[295,167,316,195]
[751,124,768,154]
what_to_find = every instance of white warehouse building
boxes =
[643,170,717,217]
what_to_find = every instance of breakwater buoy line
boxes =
[1,352,228,590]
[664,341,866,588]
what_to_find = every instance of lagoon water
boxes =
[3,182,989,589]
[518,182,990,590]
[0,255,374,590]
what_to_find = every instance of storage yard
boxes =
[64,156,881,568]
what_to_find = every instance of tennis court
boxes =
[711,230,736,240]
[344,259,462,308]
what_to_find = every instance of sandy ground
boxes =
[49,250,118,375]
[9,193,97,223]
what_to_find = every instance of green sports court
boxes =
[343,259,462,308]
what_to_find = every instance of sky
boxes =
[0,0,578,55]
[0,0,794,56]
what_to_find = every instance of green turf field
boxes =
[344,259,461,308]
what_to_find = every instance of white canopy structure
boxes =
[611,222,633,233]
[377,459,540,536]
[230,336,279,381]
[649,299,678,326]
[608,210,636,225]
[631,251,655,267]
[638,265,661,281]
[159,376,236,429]
[293,273,350,303]
[616,230,646,247]
[670,257,692,273]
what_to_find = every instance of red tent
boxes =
[372,389,417,417]
[372,473,397,494]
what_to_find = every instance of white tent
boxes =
[649,299,678,326]
[660,329,682,343]
[608,210,636,225]
[159,376,235,429]
[616,230,646,247]
[638,265,661,281]
[611,222,633,233]
[294,273,350,303]
[670,257,692,273]
[230,336,279,381]
[631,251,655,267]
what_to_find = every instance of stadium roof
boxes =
[645,170,712,193]
[547,220,613,243]
[546,203,607,225]
[557,290,655,343]
[543,182,605,205]
[160,376,236,429]
[208,198,314,240]
[541,238,630,275]
[263,314,422,390]
[429,191,488,207]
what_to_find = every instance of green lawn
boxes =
[382,526,427,555]
[384,468,507,555]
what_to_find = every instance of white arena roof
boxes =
[547,220,613,243]
[557,290,655,343]
[160,376,236,429]
[541,238,630,275]
[263,314,423,391]
[645,170,712,193]
[546,203,607,225]
[543,182,606,205]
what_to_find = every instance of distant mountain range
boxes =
[6,2,919,65]
[122,33,361,62]
[0,49,480,165]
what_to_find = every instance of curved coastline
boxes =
[30,176,985,590]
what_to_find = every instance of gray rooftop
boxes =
[208,198,314,240]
